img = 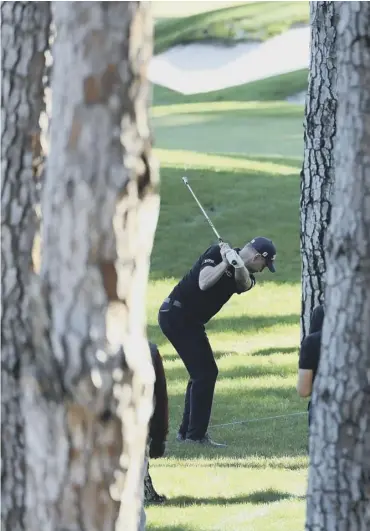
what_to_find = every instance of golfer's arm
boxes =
[234,266,252,292]
[199,263,228,290]
[297,369,313,397]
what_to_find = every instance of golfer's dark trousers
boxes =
[158,298,218,440]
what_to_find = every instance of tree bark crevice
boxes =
[300,1,338,338]
[306,2,370,530]
[1,2,51,529]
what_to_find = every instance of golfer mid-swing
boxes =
[158,237,277,447]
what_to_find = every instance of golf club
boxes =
[182,176,223,242]
[182,176,240,268]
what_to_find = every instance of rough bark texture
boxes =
[300,1,338,338]
[306,2,370,529]
[24,2,159,530]
[1,2,50,530]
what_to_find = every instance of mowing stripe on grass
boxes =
[151,100,302,117]
[154,148,298,175]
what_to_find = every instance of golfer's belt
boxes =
[164,297,182,309]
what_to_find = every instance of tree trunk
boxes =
[1,2,50,530]
[24,2,159,530]
[305,2,370,529]
[300,1,338,338]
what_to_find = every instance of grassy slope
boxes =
[151,101,304,160]
[152,1,244,20]
[145,73,307,528]
[152,69,308,106]
[154,1,309,53]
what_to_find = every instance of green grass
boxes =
[151,101,304,158]
[145,75,307,529]
[154,1,309,54]
[148,163,301,283]
[152,69,308,106]
[152,1,243,21]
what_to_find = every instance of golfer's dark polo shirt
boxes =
[299,330,322,424]
[168,245,256,324]
[299,331,322,382]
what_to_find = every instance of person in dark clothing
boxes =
[297,304,325,426]
[143,342,169,505]
[158,237,277,447]
[309,303,325,334]
[148,342,169,459]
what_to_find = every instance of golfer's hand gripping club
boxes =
[182,176,223,243]
[226,249,244,268]
[219,242,243,268]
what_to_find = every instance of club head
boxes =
[182,176,189,185]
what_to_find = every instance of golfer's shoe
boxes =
[176,432,186,442]
[185,433,227,448]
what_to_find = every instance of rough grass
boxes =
[145,82,307,529]
[154,1,309,54]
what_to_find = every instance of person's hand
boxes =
[149,440,166,459]
[219,242,232,264]
[226,249,244,268]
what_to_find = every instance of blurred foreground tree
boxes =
[25,2,159,530]
[2,1,159,530]
[306,2,370,530]
[300,1,337,337]
[1,2,51,529]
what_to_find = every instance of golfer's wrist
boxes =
[228,259,244,269]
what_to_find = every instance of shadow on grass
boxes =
[154,457,307,471]
[251,346,298,357]
[170,382,300,402]
[147,314,299,354]
[163,356,297,382]
[156,345,298,364]
[206,313,299,333]
[164,437,308,464]
[157,489,305,507]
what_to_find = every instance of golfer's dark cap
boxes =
[250,237,277,272]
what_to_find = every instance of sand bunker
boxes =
[148,26,310,95]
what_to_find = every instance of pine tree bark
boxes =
[305,2,370,529]
[24,2,159,530]
[300,1,338,337]
[1,2,51,530]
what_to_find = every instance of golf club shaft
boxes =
[182,176,223,242]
